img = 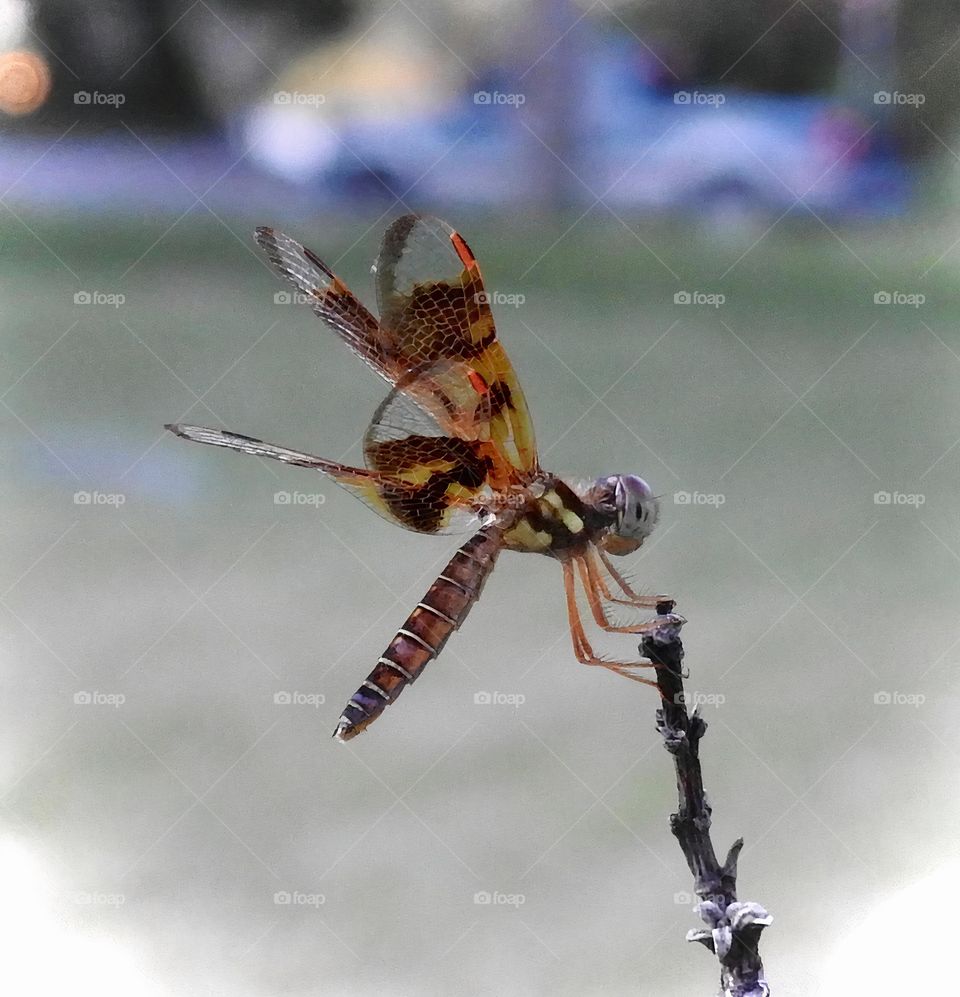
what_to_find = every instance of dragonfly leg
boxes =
[562,558,660,688]
[595,546,670,609]
[576,552,668,636]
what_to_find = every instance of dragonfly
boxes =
[167,215,675,741]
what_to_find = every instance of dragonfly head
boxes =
[590,474,659,555]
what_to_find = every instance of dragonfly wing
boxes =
[166,423,483,535]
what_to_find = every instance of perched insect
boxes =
[167,215,674,741]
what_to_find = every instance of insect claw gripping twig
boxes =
[641,604,772,997]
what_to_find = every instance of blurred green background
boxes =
[4,2,960,995]
[6,210,960,995]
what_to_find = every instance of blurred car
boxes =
[577,41,909,220]
[244,35,909,219]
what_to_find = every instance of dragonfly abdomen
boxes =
[333,525,504,741]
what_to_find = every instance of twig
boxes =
[641,602,772,997]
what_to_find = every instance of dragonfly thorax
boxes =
[499,474,657,556]
[499,478,593,553]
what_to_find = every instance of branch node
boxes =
[722,838,745,880]
[688,711,708,741]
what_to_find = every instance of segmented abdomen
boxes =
[333,525,504,741]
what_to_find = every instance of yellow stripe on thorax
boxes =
[504,518,553,551]
[540,490,584,535]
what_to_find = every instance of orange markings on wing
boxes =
[450,231,476,268]
[468,369,489,395]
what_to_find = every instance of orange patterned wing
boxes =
[372,215,539,485]
[252,217,537,532]
[165,424,486,535]
[358,388,502,532]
